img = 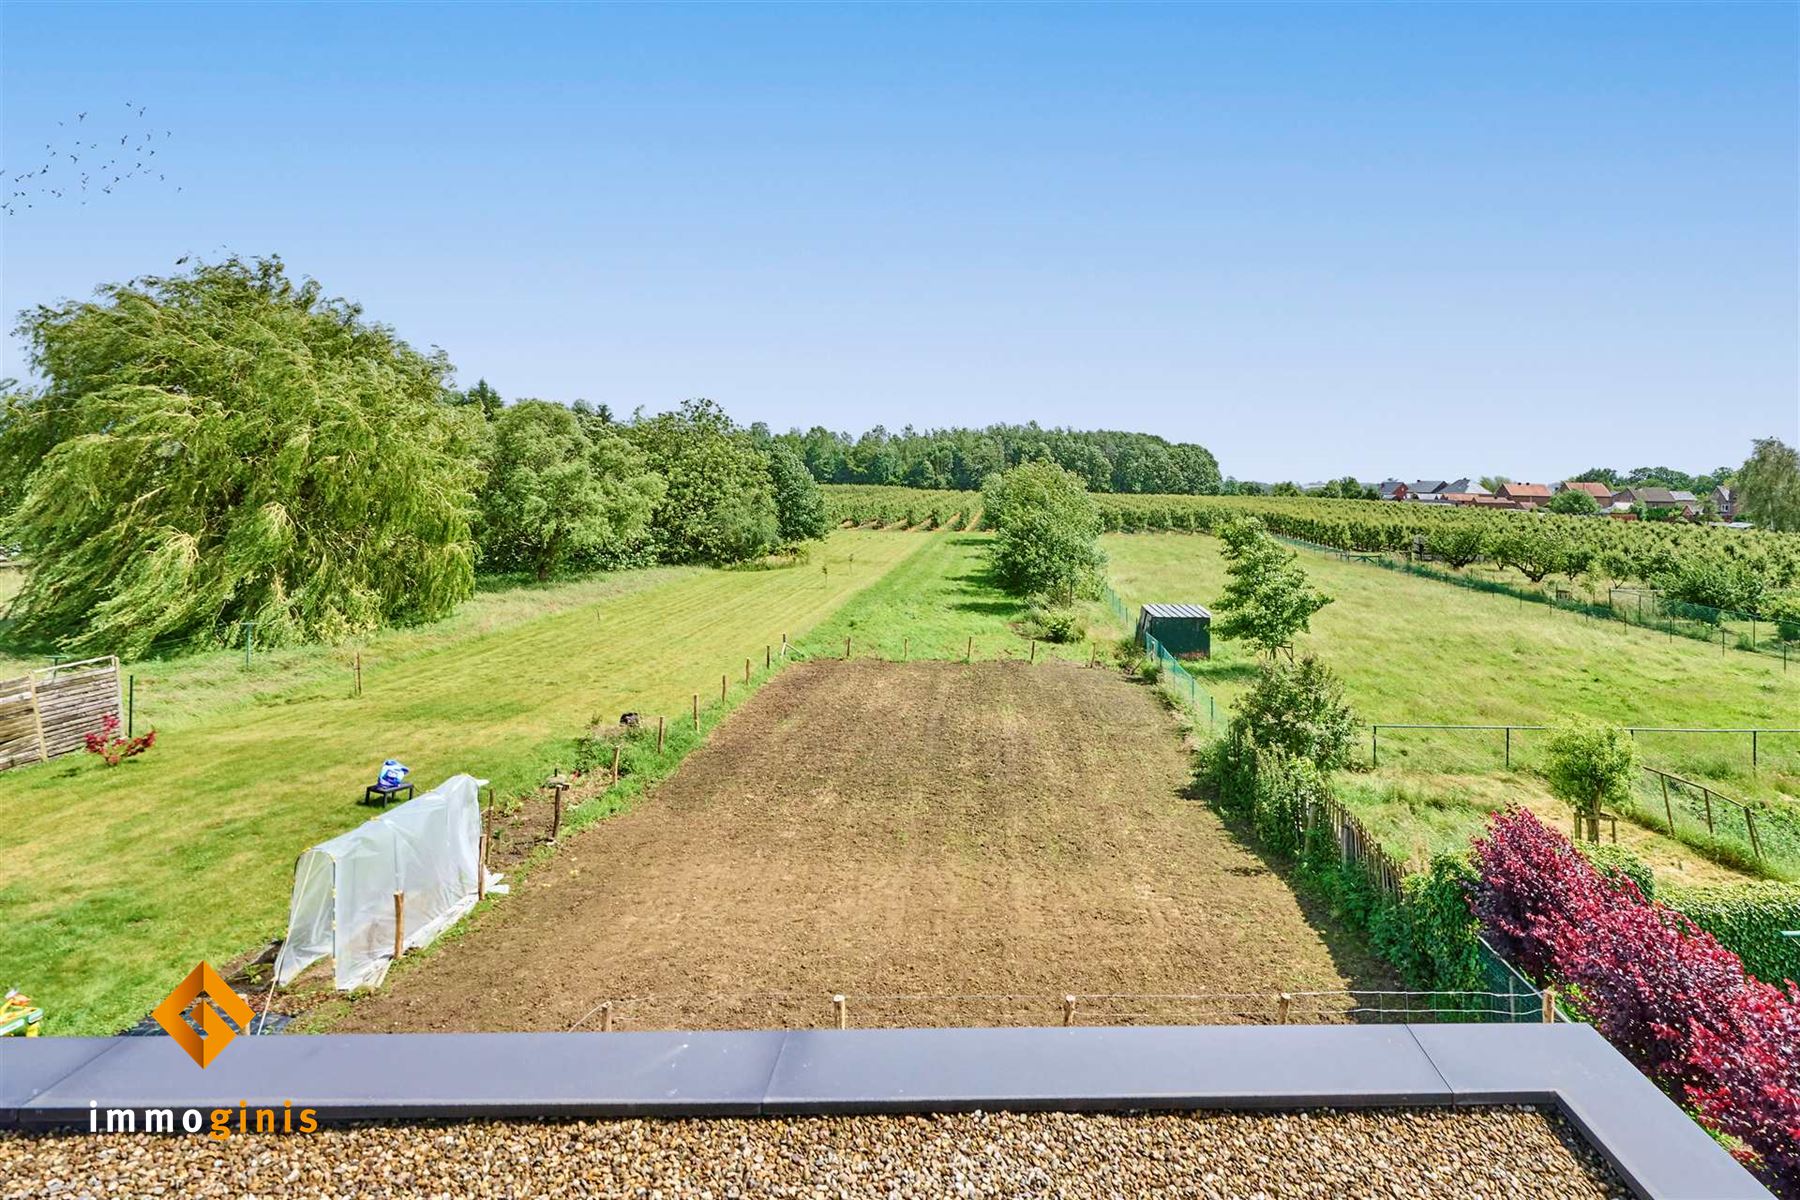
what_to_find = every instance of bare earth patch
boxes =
[336,660,1394,1033]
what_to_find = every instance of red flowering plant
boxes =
[1472,806,1800,1196]
[82,715,156,766]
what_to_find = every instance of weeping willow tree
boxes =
[0,257,483,656]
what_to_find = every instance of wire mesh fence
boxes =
[1100,582,1222,729]
[565,984,1555,1033]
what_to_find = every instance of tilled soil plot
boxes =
[338,660,1394,1032]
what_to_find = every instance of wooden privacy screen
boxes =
[0,656,122,772]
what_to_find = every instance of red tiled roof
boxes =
[1500,483,1552,499]
[1561,481,1612,498]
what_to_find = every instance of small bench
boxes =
[364,782,415,807]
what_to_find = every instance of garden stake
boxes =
[766,645,772,669]
[392,892,406,961]
[721,675,727,703]
[745,658,751,685]
[1030,639,1036,664]
[832,994,847,1030]
[600,1002,614,1032]
[1062,995,1076,1026]
[657,715,666,754]
[966,636,973,662]
[844,636,852,660]
[611,745,622,786]
[354,650,363,698]
[693,693,699,730]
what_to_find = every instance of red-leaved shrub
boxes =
[1472,806,1800,1196]
[82,715,156,767]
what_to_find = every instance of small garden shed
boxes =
[1137,603,1212,659]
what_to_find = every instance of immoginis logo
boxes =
[151,962,255,1067]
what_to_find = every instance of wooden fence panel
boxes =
[0,657,120,773]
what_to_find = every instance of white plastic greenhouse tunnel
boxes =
[273,774,506,992]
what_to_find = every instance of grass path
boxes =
[798,532,1108,663]
[0,530,928,1035]
[1103,532,1797,879]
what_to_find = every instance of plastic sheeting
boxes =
[274,774,506,991]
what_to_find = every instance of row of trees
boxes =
[0,258,828,656]
[774,423,1221,496]
[1083,492,1800,614]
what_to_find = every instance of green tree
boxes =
[627,399,779,563]
[1543,718,1639,843]
[477,401,663,581]
[1479,475,1512,493]
[1213,518,1332,659]
[1737,437,1800,532]
[1547,488,1601,516]
[982,461,1104,604]
[0,257,481,655]
[767,442,829,547]
[459,378,503,421]
[1229,654,1358,770]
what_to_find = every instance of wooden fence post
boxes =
[657,715,666,754]
[965,637,973,663]
[692,693,699,731]
[1062,995,1076,1027]
[745,658,751,685]
[611,745,622,787]
[844,636,852,660]
[721,675,728,703]
[1661,774,1675,834]
[393,891,406,960]
[1541,986,1557,1023]
[766,645,772,669]
[550,779,566,841]
[600,1002,614,1032]
[1277,993,1293,1024]
[477,799,489,901]
[832,994,847,1030]
[1029,639,1037,664]
[354,650,363,698]
[25,672,48,763]
[902,637,909,661]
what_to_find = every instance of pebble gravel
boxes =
[1,1106,1626,1199]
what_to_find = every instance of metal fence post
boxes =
[1371,726,1379,767]
[1504,726,1511,769]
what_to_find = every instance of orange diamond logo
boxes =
[152,962,255,1068]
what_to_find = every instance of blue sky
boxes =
[2,2,1795,481]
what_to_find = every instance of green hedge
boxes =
[1208,731,1484,993]
[1662,882,1800,987]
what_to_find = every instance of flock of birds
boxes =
[2,101,177,217]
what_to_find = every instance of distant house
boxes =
[1442,478,1490,497]
[1497,482,1552,505]
[1620,487,1677,509]
[1378,480,1409,501]
[1558,481,1614,505]
[1407,480,1450,503]
[1713,485,1736,520]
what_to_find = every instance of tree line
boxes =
[771,423,1221,496]
[0,258,829,657]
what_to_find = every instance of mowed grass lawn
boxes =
[799,531,1110,663]
[1104,532,1799,880]
[0,529,928,1035]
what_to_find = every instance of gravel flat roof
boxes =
[0,1107,1624,1200]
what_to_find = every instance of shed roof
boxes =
[1142,603,1213,620]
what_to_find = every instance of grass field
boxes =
[796,532,1109,664]
[1103,532,1799,879]
[0,529,929,1036]
[334,660,1394,1033]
